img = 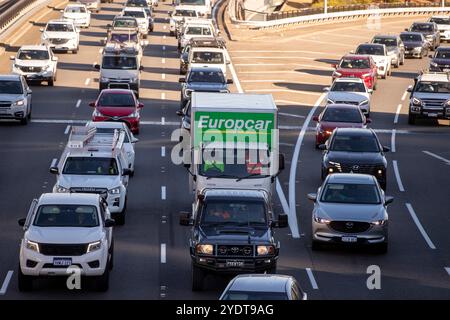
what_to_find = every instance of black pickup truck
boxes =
[179,189,288,291]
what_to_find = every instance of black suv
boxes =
[429,47,450,72]
[319,128,389,190]
[179,189,288,291]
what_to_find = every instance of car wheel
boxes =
[18,265,33,292]
[73,48,78,54]
[109,238,114,271]
[94,265,110,292]
[170,31,174,36]
[311,240,323,251]
[321,168,326,181]
[48,78,54,86]
[192,264,205,291]
[400,54,405,65]
[20,115,28,125]
[266,265,277,274]
[374,242,388,254]
[373,81,377,91]
[408,113,416,125]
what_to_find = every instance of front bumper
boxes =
[13,68,54,81]
[409,105,450,120]
[0,105,27,120]
[93,115,140,133]
[312,221,387,245]
[404,48,423,58]
[191,255,278,274]
[44,39,78,51]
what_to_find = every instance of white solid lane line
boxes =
[161,186,166,200]
[445,267,450,276]
[0,271,13,295]
[162,73,166,80]
[161,146,166,157]
[401,90,408,101]
[392,160,405,192]
[64,125,71,135]
[162,58,166,64]
[161,243,167,264]
[279,112,305,119]
[241,79,286,83]
[161,92,166,100]
[306,268,319,290]
[422,151,450,165]
[276,179,290,220]
[391,129,396,153]
[405,203,436,250]
[288,93,326,238]
[276,99,315,106]
[50,158,58,168]
[226,52,244,93]
[75,99,81,108]
[394,104,402,124]
[245,89,321,96]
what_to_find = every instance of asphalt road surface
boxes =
[0,0,449,299]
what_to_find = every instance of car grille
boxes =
[336,163,382,175]
[0,102,11,108]
[333,101,360,106]
[50,38,69,45]
[108,83,130,89]
[329,221,371,233]
[19,66,42,73]
[69,187,108,194]
[216,245,254,257]
[39,243,88,256]
[43,263,82,269]
[421,98,446,109]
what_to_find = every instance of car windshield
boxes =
[356,45,384,55]
[331,134,380,152]
[339,58,370,69]
[186,26,212,35]
[63,157,119,175]
[65,6,86,13]
[430,18,450,25]
[126,0,147,6]
[98,93,135,107]
[411,24,433,32]
[372,37,397,47]
[46,23,73,32]
[199,148,270,179]
[113,19,137,28]
[434,50,450,59]
[188,70,224,82]
[322,108,362,123]
[191,51,224,64]
[110,33,138,43]
[331,81,366,92]
[175,10,197,17]
[415,81,450,93]
[34,205,99,227]
[0,80,23,94]
[222,291,288,300]
[18,50,49,60]
[102,56,137,69]
[181,0,206,4]
[201,199,267,226]
[123,11,145,18]
[321,183,381,204]
[94,128,130,142]
[400,33,422,42]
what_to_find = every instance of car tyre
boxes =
[170,31,174,36]
[95,264,110,292]
[400,54,405,65]
[311,240,323,251]
[18,265,33,292]
[115,197,127,226]
[20,115,28,125]
[48,78,54,86]
[109,238,114,270]
[192,264,205,291]
[374,242,388,254]
[408,113,416,125]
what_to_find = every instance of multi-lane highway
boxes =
[0,0,449,299]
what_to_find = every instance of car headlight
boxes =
[55,185,69,193]
[13,99,25,106]
[13,64,20,69]
[128,110,139,118]
[87,241,102,253]
[313,215,331,224]
[43,64,53,71]
[362,73,371,78]
[328,161,340,167]
[42,34,48,40]
[108,187,121,195]
[430,61,438,67]
[100,76,109,82]
[196,244,213,255]
[185,89,193,97]
[359,99,369,106]
[26,240,40,253]
[372,219,387,226]
[257,245,275,256]
[327,99,335,104]
[92,109,103,117]
[130,77,138,83]
[412,97,422,106]
[445,100,450,106]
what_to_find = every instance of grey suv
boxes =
[407,22,440,50]
[371,34,405,68]
[0,74,32,125]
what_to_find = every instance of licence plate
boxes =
[53,258,72,267]
[0,109,9,114]
[341,236,357,243]
[226,260,244,268]
[427,113,438,117]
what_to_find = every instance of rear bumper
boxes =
[191,255,277,274]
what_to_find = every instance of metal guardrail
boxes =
[0,0,37,30]
[229,0,450,29]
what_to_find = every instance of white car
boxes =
[121,7,149,39]
[188,47,229,77]
[61,4,91,28]
[325,77,372,115]
[18,193,114,292]
[178,21,215,50]
[11,45,58,86]
[79,0,100,13]
[355,43,391,79]
[85,121,138,174]
[40,19,80,54]
[169,5,199,36]
[429,16,450,42]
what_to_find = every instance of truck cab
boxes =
[179,189,288,291]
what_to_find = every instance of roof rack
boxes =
[419,69,450,80]
[68,126,125,152]
[103,42,139,56]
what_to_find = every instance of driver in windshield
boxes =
[209,205,231,221]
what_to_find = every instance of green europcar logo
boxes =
[194,111,275,148]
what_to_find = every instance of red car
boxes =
[313,104,370,147]
[90,89,143,134]
[332,54,378,90]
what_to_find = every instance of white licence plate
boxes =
[226,260,244,268]
[341,236,358,243]
[427,113,438,117]
[53,258,72,267]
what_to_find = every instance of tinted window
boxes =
[356,45,384,55]
[339,58,370,69]
[322,108,362,123]
[99,93,135,107]
[188,70,224,82]
[430,18,450,25]
[18,50,49,60]
[331,81,366,92]
[330,133,380,152]
[123,11,146,18]
[400,33,422,42]
[201,200,267,226]
[65,6,87,13]
[222,291,288,300]
[372,37,397,47]
[63,157,119,175]
[415,81,450,93]
[180,0,206,4]
[110,33,138,43]
[34,205,99,227]
[186,26,211,35]
[174,10,197,17]
[46,23,73,32]
[0,80,23,94]
[435,50,450,59]
[321,183,381,204]
[411,24,433,32]
[113,19,138,28]
[102,56,137,69]
[192,51,224,64]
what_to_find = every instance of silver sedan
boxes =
[307,173,393,253]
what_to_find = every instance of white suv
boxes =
[355,43,391,79]
[40,19,80,54]
[11,45,58,86]
[178,21,215,51]
[189,47,229,77]
[122,7,149,39]
[325,77,372,115]
[61,3,91,28]
[18,193,114,292]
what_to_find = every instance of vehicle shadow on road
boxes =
[296,68,333,77]
[274,82,327,93]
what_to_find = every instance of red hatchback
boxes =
[332,54,378,90]
[314,104,370,147]
[90,89,143,134]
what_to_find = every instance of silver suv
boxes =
[0,74,32,125]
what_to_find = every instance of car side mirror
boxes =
[307,193,317,202]
[176,110,184,116]
[27,89,32,95]
[104,219,115,228]
[138,103,144,109]
[9,55,15,60]
[384,196,394,205]
[406,85,413,92]
[313,115,319,122]
[323,87,330,92]
[428,55,433,58]
[18,218,26,227]
[382,146,390,152]
[131,137,139,143]
[368,88,373,94]
[39,28,44,32]
[94,64,100,70]
[365,118,372,124]
[89,102,95,107]
[49,166,59,174]
[278,153,285,172]
[226,79,233,84]
[404,28,408,31]
[139,65,144,71]
[179,78,186,83]
[122,168,132,176]
[318,144,327,150]
[179,212,193,226]
[226,60,230,65]
[274,213,288,228]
